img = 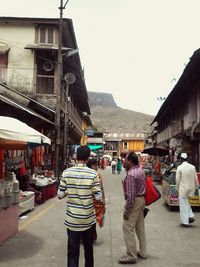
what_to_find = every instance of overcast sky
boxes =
[1,0,200,115]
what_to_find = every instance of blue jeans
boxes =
[67,226,94,267]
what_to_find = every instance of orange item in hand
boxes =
[93,200,106,227]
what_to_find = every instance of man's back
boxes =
[176,161,198,197]
[58,165,101,231]
[111,160,116,166]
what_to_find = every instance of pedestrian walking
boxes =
[116,158,122,174]
[87,158,106,241]
[100,157,105,169]
[176,152,199,227]
[165,152,181,175]
[57,145,102,267]
[111,158,117,174]
[118,152,147,264]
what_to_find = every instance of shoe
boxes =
[189,217,195,224]
[143,208,150,218]
[180,223,190,227]
[118,255,137,264]
[137,252,147,259]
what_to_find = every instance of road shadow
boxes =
[0,230,44,263]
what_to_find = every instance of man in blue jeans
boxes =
[57,145,102,267]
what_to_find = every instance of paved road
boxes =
[0,166,200,267]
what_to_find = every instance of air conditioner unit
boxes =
[43,61,54,72]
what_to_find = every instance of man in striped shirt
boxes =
[119,152,147,264]
[57,145,102,267]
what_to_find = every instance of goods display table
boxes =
[0,204,18,244]
[30,181,57,205]
[19,191,35,216]
[162,172,200,207]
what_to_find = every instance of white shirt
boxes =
[176,161,199,197]
[111,160,116,166]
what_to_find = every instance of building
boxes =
[0,16,91,174]
[151,48,200,170]
[104,133,145,157]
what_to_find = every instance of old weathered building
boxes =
[104,133,145,157]
[151,49,200,170]
[0,16,91,174]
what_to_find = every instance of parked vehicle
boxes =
[162,170,200,208]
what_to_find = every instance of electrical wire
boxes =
[64,0,70,9]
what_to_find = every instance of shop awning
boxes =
[25,44,74,51]
[0,116,51,149]
[0,95,54,125]
[0,42,10,54]
[88,144,103,151]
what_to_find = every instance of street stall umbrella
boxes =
[142,146,169,156]
[102,154,112,161]
[0,116,51,149]
[90,151,97,157]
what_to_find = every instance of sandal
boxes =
[137,252,147,259]
[118,255,137,264]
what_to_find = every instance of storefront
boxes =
[0,116,53,244]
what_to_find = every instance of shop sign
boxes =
[85,129,94,136]
[87,137,103,143]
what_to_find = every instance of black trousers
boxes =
[67,226,94,267]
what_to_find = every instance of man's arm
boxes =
[194,167,199,188]
[175,167,181,191]
[57,175,67,199]
[92,173,102,201]
[124,174,135,220]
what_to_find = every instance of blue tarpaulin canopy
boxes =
[88,144,103,151]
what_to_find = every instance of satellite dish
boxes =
[43,61,54,72]
[64,73,76,84]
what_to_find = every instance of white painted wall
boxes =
[0,24,35,93]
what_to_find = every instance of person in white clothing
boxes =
[176,153,199,227]
[111,159,117,174]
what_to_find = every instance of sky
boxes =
[1,0,200,115]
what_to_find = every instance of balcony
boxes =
[60,90,82,136]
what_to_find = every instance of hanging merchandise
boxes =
[0,149,4,179]
[20,160,26,177]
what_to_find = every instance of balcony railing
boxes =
[67,100,83,135]
[60,89,82,135]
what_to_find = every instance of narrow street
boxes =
[0,166,200,267]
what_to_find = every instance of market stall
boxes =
[0,116,51,244]
[162,171,200,208]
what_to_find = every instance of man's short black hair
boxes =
[127,152,139,165]
[77,145,91,161]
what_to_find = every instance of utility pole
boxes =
[55,0,70,178]
[55,0,65,179]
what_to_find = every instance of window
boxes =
[123,142,128,149]
[36,76,54,94]
[39,27,55,44]
[0,54,8,83]
[36,51,55,94]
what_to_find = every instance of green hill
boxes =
[88,92,154,133]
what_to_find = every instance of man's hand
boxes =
[57,190,67,199]
[123,211,129,220]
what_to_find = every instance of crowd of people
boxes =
[57,146,199,266]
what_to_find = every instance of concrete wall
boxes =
[0,24,35,93]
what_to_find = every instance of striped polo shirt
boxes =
[57,164,102,231]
